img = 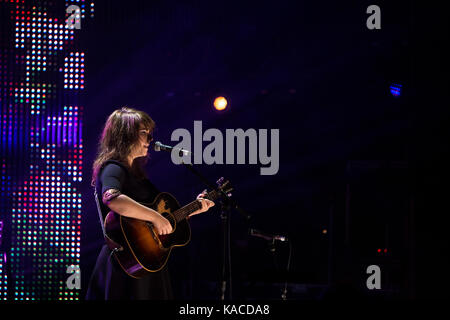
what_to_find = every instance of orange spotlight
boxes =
[214,96,227,111]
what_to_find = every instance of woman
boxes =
[86,107,214,300]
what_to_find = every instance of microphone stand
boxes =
[180,159,251,301]
[220,197,232,300]
[249,229,291,300]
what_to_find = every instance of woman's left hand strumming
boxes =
[189,190,215,217]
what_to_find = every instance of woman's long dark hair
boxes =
[91,107,155,186]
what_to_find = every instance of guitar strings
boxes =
[172,190,219,221]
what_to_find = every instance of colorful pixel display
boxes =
[0,0,92,300]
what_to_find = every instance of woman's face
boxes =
[129,126,153,160]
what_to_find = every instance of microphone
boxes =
[153,141,191,156]
[249,228,288,242]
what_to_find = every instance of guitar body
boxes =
[104,192,191,278]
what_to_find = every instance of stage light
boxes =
[390,83,402,97]
[214,96,227,111]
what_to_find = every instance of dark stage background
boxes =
[80,0,449,300]
[1,0,449,301]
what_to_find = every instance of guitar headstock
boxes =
[216,177,233,197]
[202,177,233,202]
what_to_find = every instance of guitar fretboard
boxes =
[173,189,220,222]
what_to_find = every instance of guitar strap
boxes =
[93,186,123,252]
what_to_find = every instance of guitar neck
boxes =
[173,190,219,222]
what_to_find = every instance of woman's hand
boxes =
[189,190,215,217]
[152,213,173,235]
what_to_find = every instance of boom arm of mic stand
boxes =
[181,161,252,220]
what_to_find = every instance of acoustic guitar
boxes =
[103,178,232,278]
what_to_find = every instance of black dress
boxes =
[85,160,173,300]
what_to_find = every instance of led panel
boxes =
[0,1,91,300]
